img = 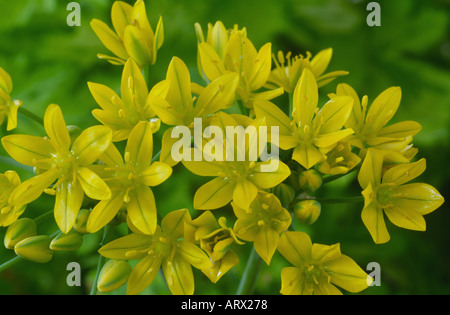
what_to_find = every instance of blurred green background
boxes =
[0,0,449,295]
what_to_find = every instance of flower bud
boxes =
[74,209,90,234]
[97,260,132,293]
[274,183,295,207]
[14,235,53,263]
[4,218,37,249]
[298,169,323,193]
[50,230,83,251]
[293,200,321,225]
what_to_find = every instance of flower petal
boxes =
[161,208,190,238]
[44,104,71,152]
[2,135,55,167]
[382,158,426,186]
[358,148,383,189]
[91,19,128,60]
[390,183,444,215]
[88,82,124,112]
[71,125,112,165]
[254,227,279,265]
[310,48,333,77]
[253,99,294,137]
[121,58,148,110]
[162,254,195,295]
[177,240,213,270]
[198,42,227,81]
[315,96,353,134]
[249,160,291,189]
[365,86,402,133]
[99,232,155,260]
[292,142,325,170]
[125,121,153,169]
[165,57,193,112]
[86,191,124,234]
[11,169,58,207]
[54,180,84,234]
[126,185,157,235]
[384,204,426,231]
[248,43,272,91]
[233,179,258,211]
[123,25,152,68]
[323,254,370,293]
[127,254,162,295]
[378,120,422,139]
[111,1,133,40]
[140,162,172,186]
[77,167,111,201]
[361,202,390,244]
[292,68,318,125]
[193,177,236,210]
[280,267,306,295]
[277,231,312,267]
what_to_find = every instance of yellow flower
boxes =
[278,231,371,295]
[86,121,172,235]
[254,68,354,170]
[0,67,23,131]
[265,48,348,93]
[183,112,291,211]
[88,58,163,142]
[0,170,25,227]
[91,0,164,68]
[99,209,213,295]
[331,83,421,163]
[151,56,239,166]
[185,211,244,283]
[316,141,361,175]
[233,192,291,265]
[196,21,283,109]
[2,104,112,234]
[358,148,444,244]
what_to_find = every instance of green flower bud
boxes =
[298,169,323,193]
[294,200,321,225]
[4,218,37,249]
[14,235,53,263]
[50,230,83,251]
[97,260,132,293]
[274,183,295,207]
[74,209,90,234]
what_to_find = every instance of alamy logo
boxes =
[170,118,280,173]
[67,2,81,27]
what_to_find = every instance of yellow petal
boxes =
[253,99,293,137]
[90,19,129,60]
[202,250,239,283]
[140,162,172,186]
[254,227,279,265]
[151,16,164,64]
[87,191,124,234]
[280,267,306,295]
[315,96,353,134]
[150,96,184,126]
[77,167,111,201]
[233,179,258,211]
[292,68,318,125]
[6,100,21,131]
[123,25,152,68]
[249,160,291,189]
[323,254,371,293]
[390,183,444,215]
[225,32,257,78]
[54,180,85,234]
[382,158,426,186]
[126,185,157,235]
[177,240,213,270]
[71,125,112,165]
[99,232,154,260]
[88,82,124,112]
[378,120,422,139]
[11,169,58,207]
[384,204,426,231]
[198,42,227,82]
[0,66,12,93]
[111,1,133,40]
[314,128,354,149]
[125,121,153,169]
[2,135,55,167]
[335,83,362,131]
[121,58,148,110]
[166,57,193,112]
[163,254,195,295]
[44,104,71,152]
[292,143,325,170]
[365,87,402,133]
[277,231,312,267]
[361,201,390,244]
[127,254,162,295]
[182,155,223,177]
[249,43,272,91]
[193,177,236,210]
[161,208,190,238]
[99,143,124,167]
[310,48,333,77]
[358,148,384,189]
[195,72,239,117]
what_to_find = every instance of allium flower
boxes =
[2,104,112,233]
[265,48,348,93]
[316,141,361,175]
[331,83,421,163]
[0,67,22,131]
[87,121,172,235]
[88,58,163,142]
[196,21,283,109]
[358,148,444,244]
[91,0,164,68]
[254,68,354,169]
[233,192,291,265]
[278,231,371,295]
[99,209,213,295]
[185,211,244,283]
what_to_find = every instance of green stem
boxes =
[90,226,111,295]
[152,150,161,163]
[34,210,54,225]
[313,196,364,204]
[288,92,293,119]
[18,107,44,126]
[0,256,22,273]
[236,246,262,295]
[322,167,359,184]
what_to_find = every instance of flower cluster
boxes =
[0,0,444,296]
